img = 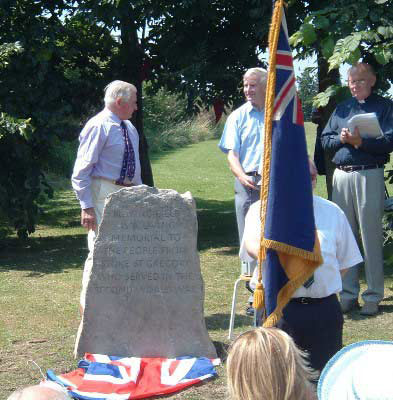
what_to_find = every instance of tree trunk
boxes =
[119,6,154,186]
[316,56,340,199]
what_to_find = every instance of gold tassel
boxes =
[253,282,264,310]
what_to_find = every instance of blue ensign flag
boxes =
[257,0,323,326]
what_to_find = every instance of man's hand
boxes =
[340,127,362,148]
[227,150,258,190]
[81,208,97,231]
[238,174,258,190]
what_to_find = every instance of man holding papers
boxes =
[321,63,393,316]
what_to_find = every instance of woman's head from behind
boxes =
[227,327,315,400]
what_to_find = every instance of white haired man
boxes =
[218,67,267,316]
[72,80,143,311]
[321,63,393,316]
[7,382,70,400]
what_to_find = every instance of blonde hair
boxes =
[227,327,316,400]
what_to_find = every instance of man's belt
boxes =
[337,164,384,172]
[290,294,335,304]
[92,176,135,187]
[246,171,260,176]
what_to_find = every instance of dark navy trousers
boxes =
[276,294,343,374]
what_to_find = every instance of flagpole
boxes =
[253,0,284,314]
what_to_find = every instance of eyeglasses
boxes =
[348,79,366,86]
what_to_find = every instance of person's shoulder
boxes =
[81,109,117,137]
[313,194,340,209]
[313,195,342,213]
[227,102,250,119]
[371,93,393,107]
[336,97,355,110]
[84,109,110,127]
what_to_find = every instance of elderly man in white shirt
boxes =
[240,162,363,374]
[71,80,142,311]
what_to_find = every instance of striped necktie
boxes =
[116,121,136,185]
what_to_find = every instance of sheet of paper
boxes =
[347,112,383,139]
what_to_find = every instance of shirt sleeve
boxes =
[321,108,344,153]
[218,111,241,154]
[336,207,363,270]
[71,122,108,209]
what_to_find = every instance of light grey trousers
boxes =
[234,177,260,278]
[333,168,385,304]
[80,178,119,308]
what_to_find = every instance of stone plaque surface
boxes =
[75,185,217,359]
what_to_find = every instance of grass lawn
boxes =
[1,122,393,399]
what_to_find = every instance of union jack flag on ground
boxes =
[255,0,323,327]
[46,353,220,399]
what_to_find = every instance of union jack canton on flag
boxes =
[255,0,323,327]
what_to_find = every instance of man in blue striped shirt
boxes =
[218,68,267,315]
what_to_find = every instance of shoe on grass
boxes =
[340,299,359,313]
[360,302,379,316]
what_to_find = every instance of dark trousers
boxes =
[276,294,343,374]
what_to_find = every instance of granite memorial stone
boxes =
[75,185,217,359]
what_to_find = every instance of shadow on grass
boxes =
[39,190,81,228]
[195,197,238,251]
[0,234,86,274]
[212,340,230,361]
[205,313,254,332]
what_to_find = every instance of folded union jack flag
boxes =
[46,353,220,399]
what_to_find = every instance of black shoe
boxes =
[246,305,255,316]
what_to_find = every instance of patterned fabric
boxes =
[46,353,220,400]
[117,121,136,185]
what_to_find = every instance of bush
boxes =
[46,138,78,178]
[0,113,53,239]
[147,110,218,152]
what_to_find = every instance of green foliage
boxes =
[313,85,351,108]
[289,0,393,106]
[0,113,53,240]
[328,33,362,71]
[142,84,218,152]
[147,112,217,152]
[297,68,318,121]
[143,85,188,136]
[0,1,115,238]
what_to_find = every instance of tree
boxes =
[289,0,393,109]
[0,1,115,238]
[297,67,318,121]
[0,0,279,238]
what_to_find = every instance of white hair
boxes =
[244,67,268,85]
[104,80,136,107]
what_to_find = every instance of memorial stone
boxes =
[75,185,217,359]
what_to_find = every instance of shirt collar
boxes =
[103,107,123,124]
[245,101,264,113]
[353,93,375,106]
